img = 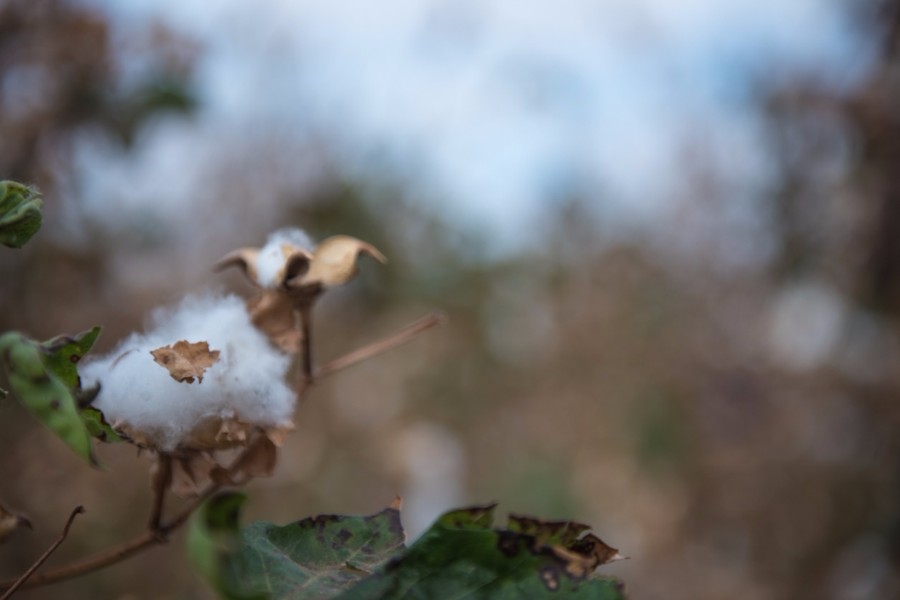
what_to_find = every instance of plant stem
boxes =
[148,454,172,532]
[0,506,84,599]
[0,440,263,592]
[316,311,446,379]
[299,305,314,383]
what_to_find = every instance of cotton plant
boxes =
[73,228,387,496]
[1,189,626,599]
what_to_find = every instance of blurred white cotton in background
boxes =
[767,281,846,371]
[389,422,466,539]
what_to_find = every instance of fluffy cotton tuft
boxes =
[256,228,314,288]
[81,294,295,452]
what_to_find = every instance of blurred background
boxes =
[1,0,899,598]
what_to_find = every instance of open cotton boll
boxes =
[256,227,314,288]
[81,294,295,452]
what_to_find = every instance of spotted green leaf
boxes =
[0,332,96,464]
[192,500,627,600]
[39,326,102,390]
[80,406,123,443]
[0,180,42,248]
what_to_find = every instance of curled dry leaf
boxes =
[0,502,31,542]
[151,340,221,384]
[170,453,218,497]
[246,291,301,353]
[550,533,628,579]
[211,435,278,486]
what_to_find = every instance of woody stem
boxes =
[148,454,172,532]
[0,506,84,600]
[299,304,314,383]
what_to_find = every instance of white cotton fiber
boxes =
[81,294,295,451]
[256,228,314,288]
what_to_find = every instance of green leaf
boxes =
[39,326,102,390]
[340,508,626,600]
[0,180,43,248]
[195,495,406,600]
[0,332,96,464]
[80,406,123,443]
[198,501,627,600]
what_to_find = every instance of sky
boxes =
[74,0,873,254]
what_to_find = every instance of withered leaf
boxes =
[214,435,279,486]
[508,514,592,547]
[246,291,301,353]
[0,502,31,542]
[171,453,218,497]
[151,340,220,384]
[551,533,628,578]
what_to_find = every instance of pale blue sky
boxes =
[75,0,873,254]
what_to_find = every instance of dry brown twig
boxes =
[0,311,445,593]
[0,506,84,600]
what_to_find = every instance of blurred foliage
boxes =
[0,180,42,248]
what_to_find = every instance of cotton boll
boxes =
[256,228,314,288]
[81,294,295,452]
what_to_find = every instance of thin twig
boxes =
[0,439,261,591]
[148,454,172,532]
[2,530,159,592]
[0,506,85,600]
[315,311,446,380]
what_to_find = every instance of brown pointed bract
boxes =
[295,235,387,289]
[215,232,385,352]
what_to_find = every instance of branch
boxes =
[299,305,314,383]
[315,311,446,380]
[1,506,84,600]
[148,454,172,532]
[0,440,260,591]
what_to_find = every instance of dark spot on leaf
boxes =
[384,557,404,573]
[337,529,353,543]
[540,567,560,591]
[31,372,52,385]
[386,509,404,538]
[50,399,60,410]
[497,531,520,557]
